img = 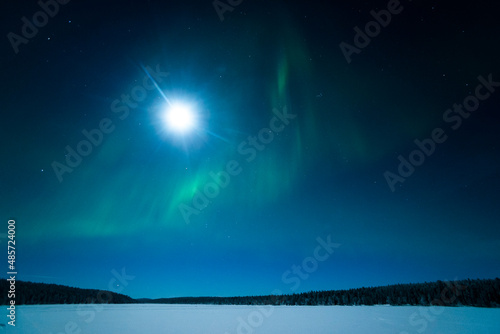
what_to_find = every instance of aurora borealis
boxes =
[1,0,499,299]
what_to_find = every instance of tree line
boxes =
[0,280,135,305]
[141,278,500,307]
[1,277,498,307]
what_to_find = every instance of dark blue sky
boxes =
[1,0,499,299]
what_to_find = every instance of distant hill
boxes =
[2,278,499,307]
[0,280,135,305]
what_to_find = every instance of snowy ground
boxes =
[2,304,500,333]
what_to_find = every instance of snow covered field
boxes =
[3,304,500,333]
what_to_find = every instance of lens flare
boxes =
[164,102,196,133]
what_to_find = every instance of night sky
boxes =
[1,0,499,299]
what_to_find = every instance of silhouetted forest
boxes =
[2,278,499,307]
[140,278,500,308]
[0,280,135,305]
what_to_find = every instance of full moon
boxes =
[163,102,196,134]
